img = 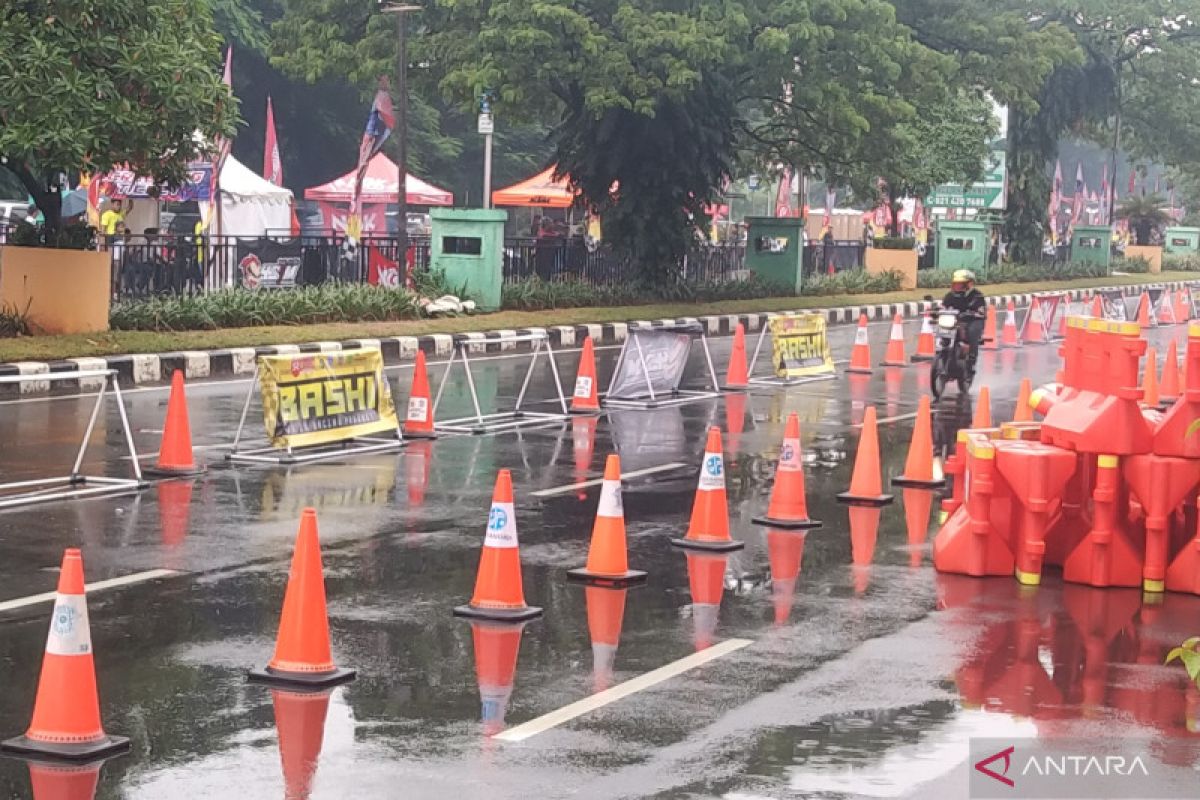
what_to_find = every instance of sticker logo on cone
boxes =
[597,481,623,517]
[574,376,593,399]
[407,396,428,423]
[46,595,91,656]
[698,454,725,491]
[484,502,518,548]
[779,438,801,471]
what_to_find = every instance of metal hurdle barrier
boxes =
[432,331,572,435]
[0,369,146,509]
[602,322,722,410]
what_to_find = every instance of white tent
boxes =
[199,156,294,237]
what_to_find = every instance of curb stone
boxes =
[2,280,1194,397]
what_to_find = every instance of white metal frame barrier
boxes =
[746,314,838,387]
[226,365,405,466]
[0,369,146,510]
[432,332,571,435]
[602,325,723,410]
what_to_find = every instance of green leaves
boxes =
[1166,637,1200,687]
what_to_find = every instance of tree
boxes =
[1117,195,1172,246]
[0,0,237,241]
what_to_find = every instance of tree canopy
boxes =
[0,0,237,236]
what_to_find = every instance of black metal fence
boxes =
[99,232,879,298]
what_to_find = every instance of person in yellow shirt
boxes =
[100,200,125,237]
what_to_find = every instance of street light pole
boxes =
[383,3,420,267]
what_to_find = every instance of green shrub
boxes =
[873,236,916,251]
[802,269,903,296]
[110,284,427,332]
[916,262,1108,289]
[0,300,32,338]
[1113,256,1150,273]
[1165,254,1200,272]
[500,274,793,310]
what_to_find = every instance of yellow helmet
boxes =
[952,269,975,284]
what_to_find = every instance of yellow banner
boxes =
[770,315,835,378]
[259,349,399,449]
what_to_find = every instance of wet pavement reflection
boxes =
[0,320,1197,798]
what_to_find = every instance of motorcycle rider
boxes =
[941,269,986,374]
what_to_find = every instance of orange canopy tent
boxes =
[492,167,576,208]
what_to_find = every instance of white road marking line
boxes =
[531,462,690,497]
[493,637,753,742]
[0,569,182,614]
[855,411,920,426]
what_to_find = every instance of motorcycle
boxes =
[929,307,983,400]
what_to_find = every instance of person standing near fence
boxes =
[100,199,125,245]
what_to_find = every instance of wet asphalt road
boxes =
[0,316,1198,799]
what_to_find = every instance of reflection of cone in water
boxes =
[403,350,437,438]
[1143,347,1160,407]
[881,314,908,367]
[1,549,130,761]
[272,688,332,800]
[150,370,205,476]
[847,315,872,373]
[753,413,820,529]
[405,439,432,507]
[27,761,102,800]
[672,427,744,552]
[1002,301,1019,347]
[903,488,934,567]
[571,414,597,493]
[724,323,749,389]
[454,470,544,621]
[893,396,941,488]
[885,363,902,419]
[686,552,728,651]
[972,386,992,429]
[724,391,746,458]
[585,587,627,692]
[848,373,870,426]
[837,406,894,506]
[250,509,356,689]
[568,455,646,586]
[570,337,601,413]
[913,314,937,360]
[849,505,882,595]
[1014,378,1034,422]
[766,529,805,625]
[1161,340,1181,401]
[471,621,525,737]
[981,305,998,351]
[157,479,194,548]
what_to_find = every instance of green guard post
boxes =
[1164,227,1200,255]
[935,220,988,271]
[744,216,806,293]
[429,209,508,311]
[1070,225,1113,269]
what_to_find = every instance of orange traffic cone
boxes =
[685,552,728,651]
[470,620,525,736]
[1002,300,1019,347]
[454,470,543,621]
[1136,291,1155,328]
[1091,295,1104,318]
[671,428,744,552]
[250,509,356,688]
[568,455,647,586]
[893,396,942,488]
[570,337,601,413]
[1177,290,1192,322]
[723,323,750,389]
[1024,299,1047,343]
[981,305,999,351]
[766,529,805,626]
[1,549,130,761]
[972,386,992,429]
[585,586,627,692]
[271,688,332,800]
[1143,346,1161,407]
[149,370,205,476]
[847,315,872,373]
[1014,378,1034,422]
[912,314,937,361]
[1158,292,1179,325]
[836,406,894,506]
[881,314,908,367]
[753,413,821,529]
[26,761,103,800]
[403,350,437,438]
[1162,340,1181,401]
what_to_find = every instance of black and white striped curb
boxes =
[2,280,1196,396]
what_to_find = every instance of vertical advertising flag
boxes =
[822,185,835,231]
[1071,163,1085,226]
[263,96,283,186]
[775,168,794,218]
[349,79,395,243]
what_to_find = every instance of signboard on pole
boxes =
[926,148,1007,210]
[258,350,400,449]
[770,316,835,378]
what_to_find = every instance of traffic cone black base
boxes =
[835,491,895,507]
[0,734,130,763]
[144,463,207,478]
[566,568,648,587]
[452,604,543,623]
[248,665,357,690]
[751,514,822,530]
[891,476,946,489]
[669,537,745,553]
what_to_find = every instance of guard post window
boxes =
[443,236,482,255]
